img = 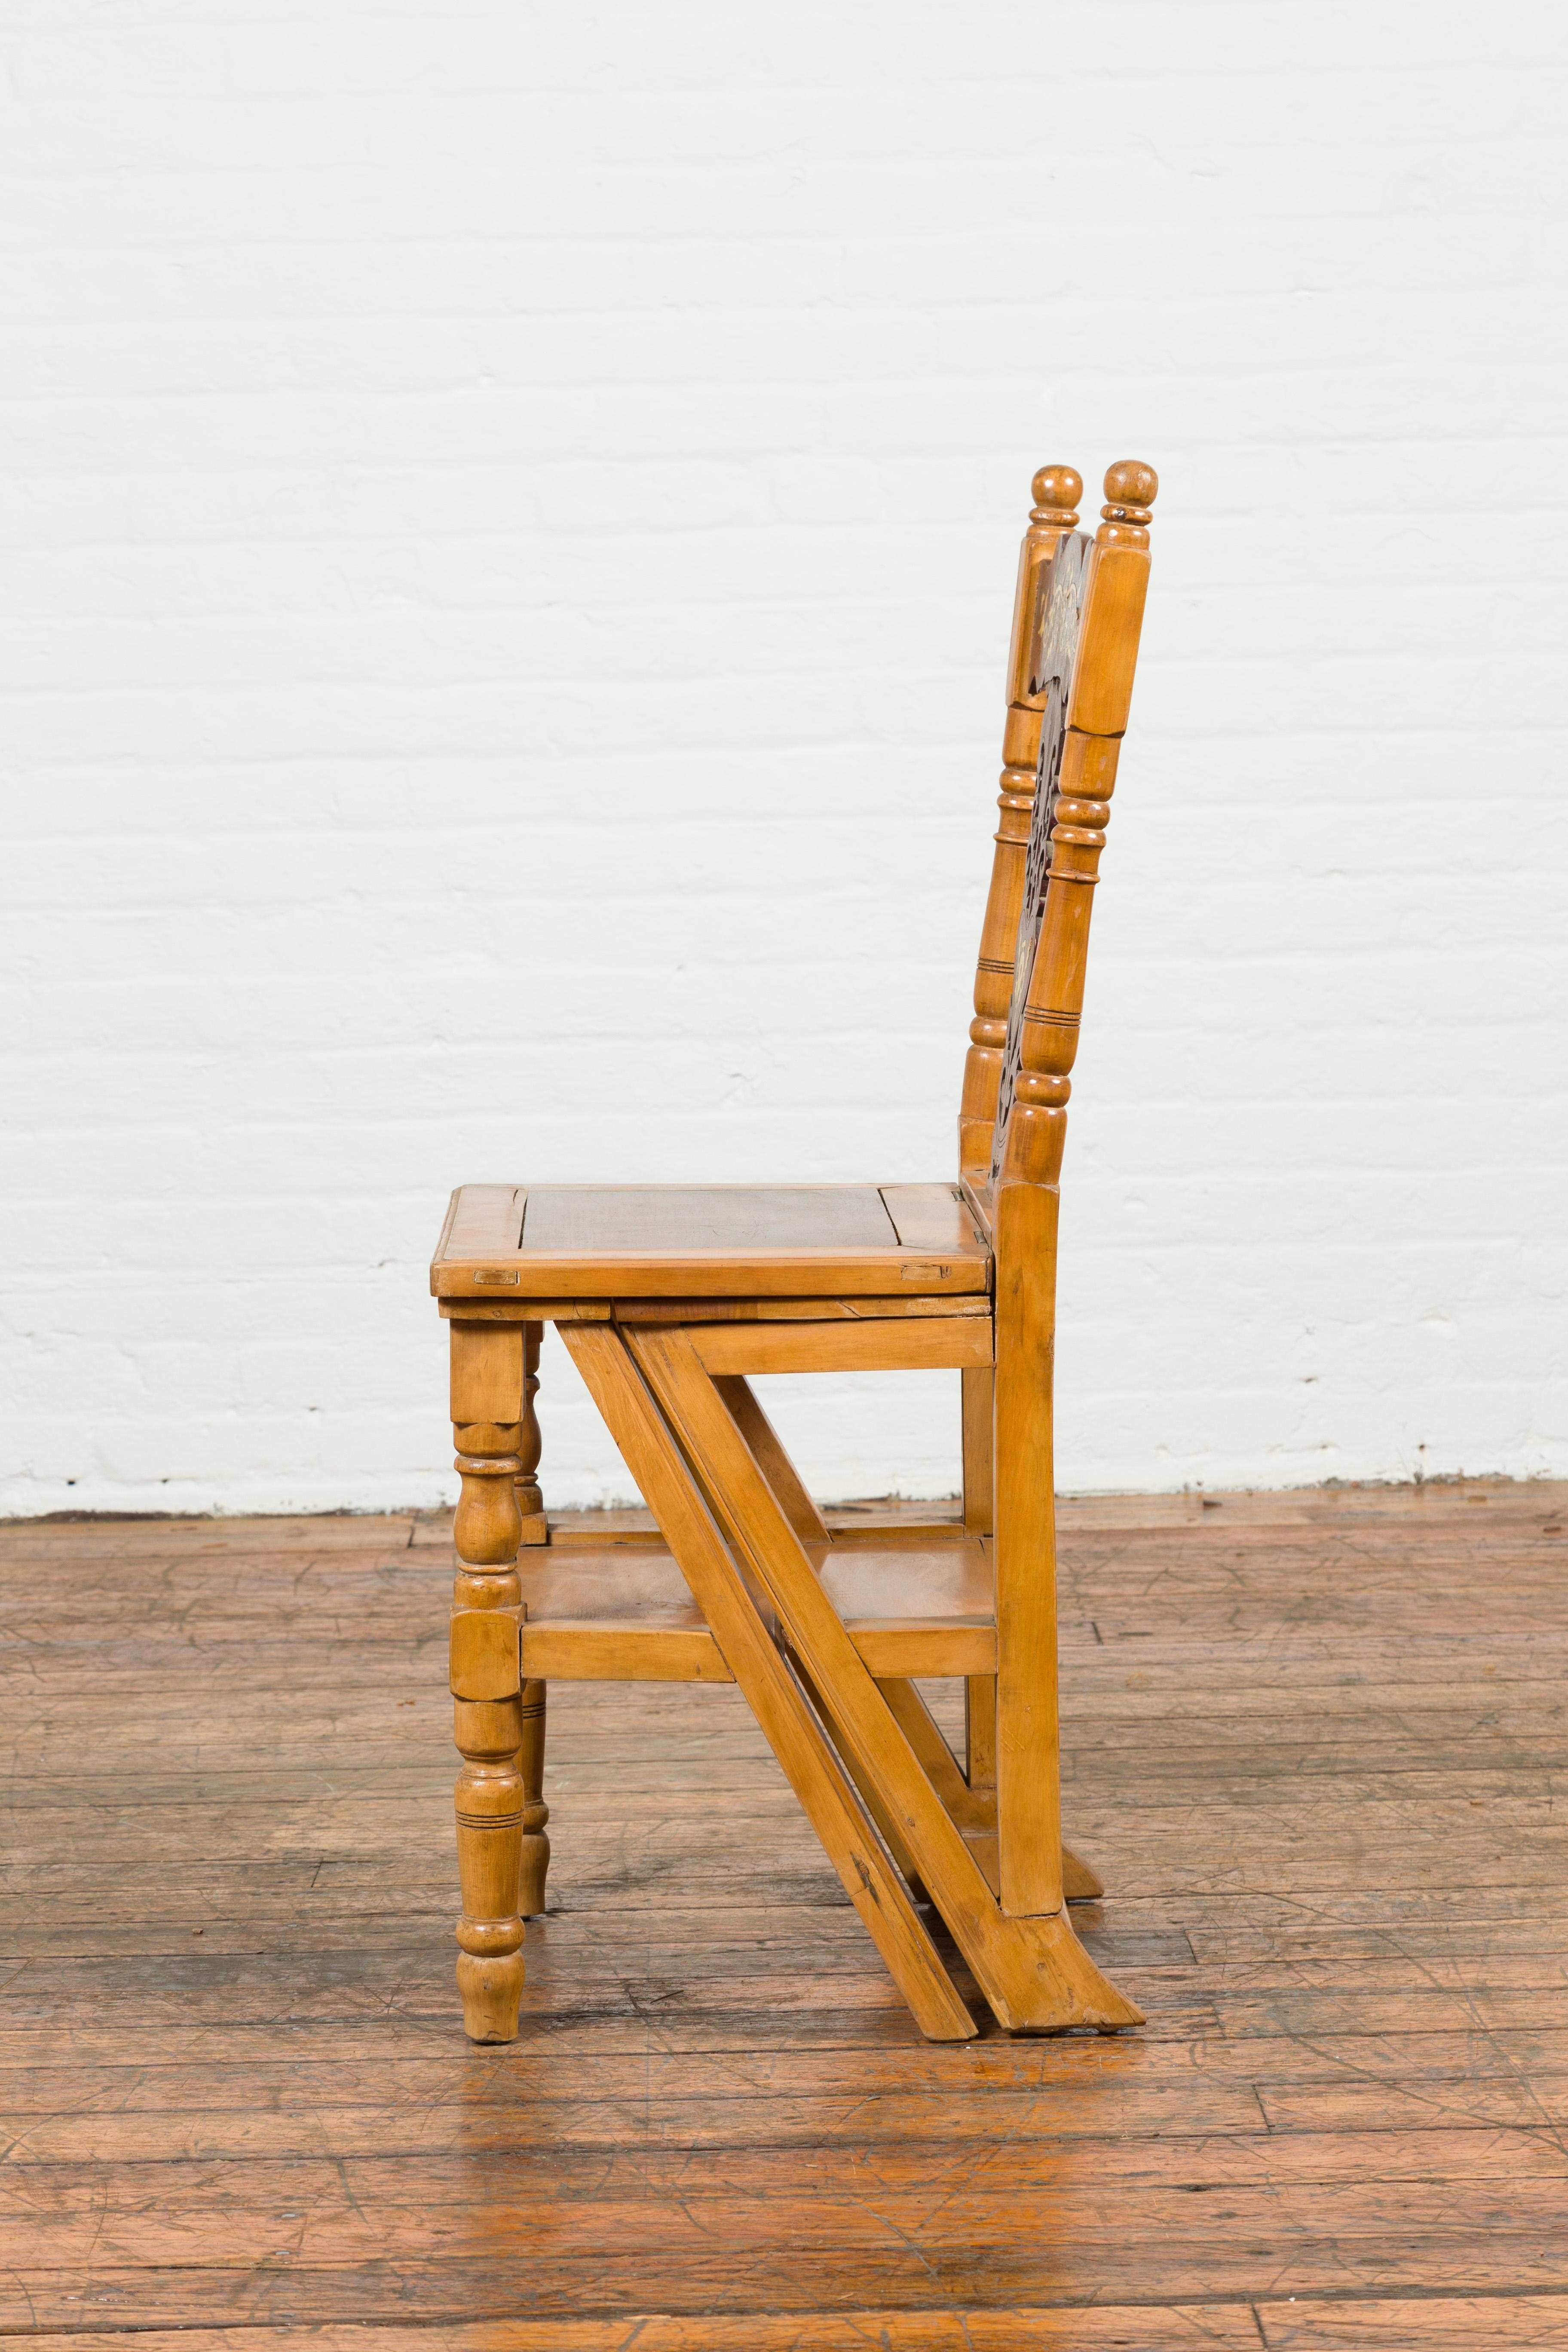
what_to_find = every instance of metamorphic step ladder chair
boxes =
[430,460,1159,2043]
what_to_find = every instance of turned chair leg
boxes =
[513,1323,551,1916]
[517,1677,551,1916]
[450,1320,528,2043]
[516,1322,547,1544]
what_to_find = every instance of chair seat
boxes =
[433,1180,991,1302]
[517,1526,998,1682]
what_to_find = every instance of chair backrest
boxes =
[960,462,1158,1194]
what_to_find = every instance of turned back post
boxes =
[981,460,1158,1919]
[959,467,1087,1180]
[991,460,1157,1193]
[962,462,1157,1191]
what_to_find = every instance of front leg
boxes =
[449,1319,527,2043]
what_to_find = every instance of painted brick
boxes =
[3,0,1565,1513]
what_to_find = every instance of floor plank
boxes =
[2,1480,1567,2339]
[1,2310,1274,2350]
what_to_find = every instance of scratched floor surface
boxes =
[3,1479,1568,2349]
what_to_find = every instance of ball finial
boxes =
[1102,460,1158,515]
[1097,460,1157,547]
[1031,465,1082,523]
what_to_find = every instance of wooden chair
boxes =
[431,460,1159,2044]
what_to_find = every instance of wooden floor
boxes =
[4,1481,1568,2348]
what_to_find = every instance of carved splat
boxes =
[989,527,1091,1186]
[959,467,1084,1178]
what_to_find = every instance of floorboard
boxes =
[3,1477,1567,2346]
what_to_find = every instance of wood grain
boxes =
[690,1315,993,1375]
[521,1186,898,1253]
[561,1324,977,2043]
[432,1185,990,1301]
[21,2312,1269,2352]
[5,1479,1567,2339]
[508,1531,1002,1681]
[958,464,1083,1178]
[712,1375,830,1545]
[632,1327,1139,2035]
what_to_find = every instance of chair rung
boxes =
[849,1621,998,1676]
[692,1318,994,1375]
[520,1621,735,1682]
[519,1614,997,1682]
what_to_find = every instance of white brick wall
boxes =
[3,2,1565,1515]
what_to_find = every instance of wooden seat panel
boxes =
[521,1186,898,1253]
[432,1181,991,1300]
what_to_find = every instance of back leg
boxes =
[966,1671,1103,1899]
[517,1677,551,1915]
[514,1323,551,1917]
[516,1322,548,1544]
